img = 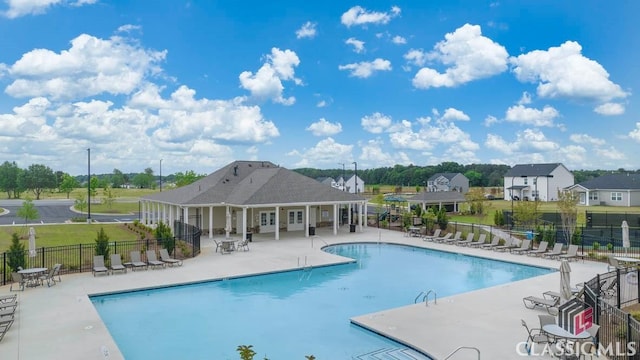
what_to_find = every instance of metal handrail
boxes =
[311,236,329,248]
[443,346,480,360]
[414,290,437,306]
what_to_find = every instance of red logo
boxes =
[573,308,593,334]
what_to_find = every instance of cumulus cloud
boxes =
[404,49,427,67]
[338,58,391,78]
[594,102,625,115]
[360,138,411,167]
[441,108,470,121]
[239,47,301,105]
[412,24,508,89]
[392,35,406,44]
[345,37,365,53]
[306,118,342,136]
[518,92,532,105]
[289,137,353,168]
[4,33,166,100]
[504,104,559,127]
[630,123,640,142]
[485,129,559,154]
[341,5,401,27]
[484,115,498,127]
[595,146,625,160]
[361,112,392,133]
[510,41,628,103]
[2,0,96,18]
[296,21,317,39]
[569,133,606,146]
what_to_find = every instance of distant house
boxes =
[504,163,574,202]
[565,173,640,207]
[427,173,469,193]
[317,176,346,191]
[344,175,365,194]
[408,191,467,213]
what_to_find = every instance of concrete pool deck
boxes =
[0,226,607,360]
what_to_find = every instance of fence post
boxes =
[41,247,45,268]
[2,252,5,286]
[616,269,622,309]
[79,243,82,273]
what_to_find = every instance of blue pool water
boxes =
[91,243,552,359]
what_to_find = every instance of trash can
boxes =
[308,226,315,236]
[350,224,356,233]
[246,232,252,242]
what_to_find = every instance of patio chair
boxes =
[559,244,579,261]
[455,233,476,246]
[580,324,600,359]
[494,238,519,252]
[129,251,148,271]
[441,231,462,244]
[0,318,14,343]
[0,295,17,304]
[422,229,441,242]
[527,241,548,257]
[93,256,109,276]
[465,233,486,247]
[236,238,250,251]
[432,233,453,244]
[521,319,553,353]
[511,240,532,254]
[110,254,127,274]
[51,263,62,283]
[146,250,166,269]
[38,266,58,287]
[607,256,625,271]
[213,239,222,252]
[159,249,182,266]
[542,243,564,259]
[10,272,25,291]
[523,293,560,315]
[480,235,501,249]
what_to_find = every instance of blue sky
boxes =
[0,0,638,176]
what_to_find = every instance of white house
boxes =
[565,173,640,207]
[427,173,469,193]
[345,175,365,194]
[504,163,574,202]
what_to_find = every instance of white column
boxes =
[333,203,338,235]
[169,205,174,233]
[225,206,230,239]
[183,206,189,226]
[242,207,247,241]
[358,202,363,231]
[305,204,310,237]
[364,202,368,228]
[275,206,280,240]
[209,206,213,239]
[141,201,147,224]
[348,203,352,225]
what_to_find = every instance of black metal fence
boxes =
[1,221,201,286]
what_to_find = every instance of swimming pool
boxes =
[91,243,553,359]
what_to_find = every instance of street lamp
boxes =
[160,159,163,192]
[338,162,345,191]
[352,161,358,194]
[87,148,91,223]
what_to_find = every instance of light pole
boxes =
[87,148,91,223]
[352,161,358,194]
[160,159,163,192]
[338,162,345,191]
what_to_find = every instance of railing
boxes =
[414,290,437,306]
[443,346,480,360]
[311,236,329,249]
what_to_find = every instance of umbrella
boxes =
[225,209,232,238]
[28,226,36,257]
[622,220,630,254]
[560,259,572,304]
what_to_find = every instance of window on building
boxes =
[589,192,598,201]
[523,177,528,185]
[611,192,622,201]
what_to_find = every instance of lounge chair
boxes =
[542,243,564,259]
[146,250,166,269]
[526,241,548,257]
[213,239,222,252]
[159,249,183,266]
[465,234,487,247]
[10,272,25,291]
[110,254,127,274]
[236,238,250,251]
[0,295,17,304]
[442,231,462,244]
[0,318,14,342]
[523,294,560,314]
[0,306,15,319]
[130,251,148,271]
[480,236,501,249]
[521,319,553,351]
[455,233,476,246]
[433,233,453,243]
[0,300,17,312]
[422,229,441,242]
[93,256,109,276]
[558,244,579,261]
[38,266,58,287]
[494,238,519,252]
[511,239,532,254]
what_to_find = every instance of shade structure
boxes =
[560,259,572,304]
[622,220,630,253]
[28,226,36,257]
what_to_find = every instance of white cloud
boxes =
[392,35,406,44]
[594,102,625,115]
[290,137,353,168]
[341,5,401,27]
[361,112,392,133]
[596,146,625,160]
[484,115,498,127]
[316,100,326,107]
[306,118,342,136]
[412,24,508,89]
[345,37,365,53]
[485,129,558,154]
[504,105,559,127]
[441,108,470,121]
[569,134,606,146]
[629,123,640,142]
[2,0,96,18]
[485,134,515,154]
[360,138,411,167]
[117,24,142,33]
[296,21,317,39]
[239,47,301,105]
[5,33,167,100]
[510,41,628,103]
[404,49,427,67]
[518,92,532,105]
[338,58,391,78]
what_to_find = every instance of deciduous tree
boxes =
[21,163,56,200]
[557,190,579,244]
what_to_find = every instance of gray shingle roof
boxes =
[575,173,640,190]
[505,163,564,177]
[142,160,364,206]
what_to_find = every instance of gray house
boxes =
[141,161,367,241]
[565,173,640,207]
[427,173,469,193]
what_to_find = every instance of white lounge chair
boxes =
[523,294,560,315]
[442,231,462,244]
[465,234,487,247]
[422,229,441,242]
[480,236,501,249]
[93,256,109,277]
[511,239,532,254]
[527,241,548,257]
[455,233,476,246]
[110,254,127,274]
[559,244,579,261]
[129,251,148,271]
[159,249,183,267]
[542,243,564,259]
[146,250,166,269]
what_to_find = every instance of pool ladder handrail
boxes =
[442,346,480,360]
[311,236,329,249]
[414,290,437,306]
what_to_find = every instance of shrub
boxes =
[7,232,26,272]
[592,242,600,251]
[493,210,505,226]
[94,227,110,258]
[155,221,174,255]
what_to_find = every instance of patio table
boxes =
[18,267,48,287]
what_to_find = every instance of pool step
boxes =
[354,347,430,360]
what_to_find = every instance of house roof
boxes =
[428,173,461,181]
[407,191,467,202]
[505,163,564,177]
[572,173,640,190]
[142,160,364,206]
